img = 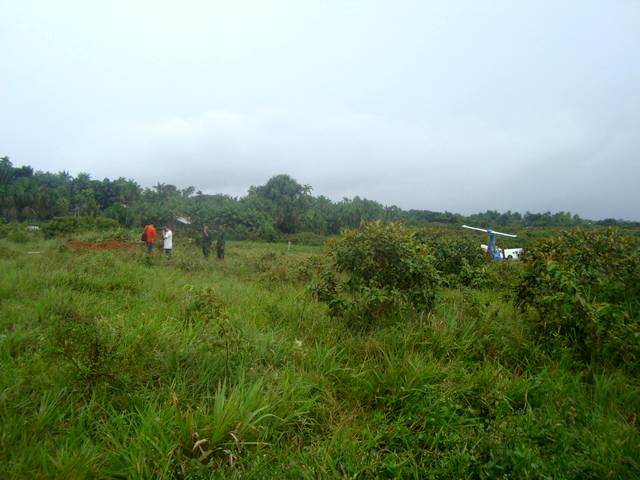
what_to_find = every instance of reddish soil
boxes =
[66,240,137,250]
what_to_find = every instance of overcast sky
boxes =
[1,0,639,219]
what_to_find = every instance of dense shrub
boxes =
[516,228,640,370]
[472,260,524,294]
[41,216,86,238]
[317,221,440,326]
[41,216,120,238]
[223,222,278,242]
[332,221,439,295]
[417,232,486,285]
[0,223,42,243]
[94,217,120,230]
[307,265,338,304]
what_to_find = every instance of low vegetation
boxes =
[1,223,639,478]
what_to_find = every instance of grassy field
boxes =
[1,234,639,479]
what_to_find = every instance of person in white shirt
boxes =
[163,226,173,258]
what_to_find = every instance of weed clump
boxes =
[182,286,240,378]
[183,285,228,324]
[47,303,124,395]
[250,251,331,285]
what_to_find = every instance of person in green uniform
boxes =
[202,224,212,258]
[216,225,226,260]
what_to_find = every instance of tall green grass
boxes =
[0,237,638,478]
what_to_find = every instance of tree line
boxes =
[1,157,636,238]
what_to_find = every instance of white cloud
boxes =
[2,0,639,219]
[72,106,638,219]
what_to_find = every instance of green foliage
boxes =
[183,285,229,324]
[1,230,639,478]
[183,285,240,379]
[516,228,640,370]
[330,285,408,330]
[187,193,278,241]
[282,231,328,246]
[295,254,331,284]
[251,252,303,284]
[0,239,22,258]
[307,266,338,305]
[94,216,120,230]
[319,221,440,326]
[248,174,311,234]
[6,227,30,244]
[41,215,120,238]
[6,156,628,241]
[0,223,42,243]
[472,259,524,293]
[333,221,439,295]
[47,302,124,395]
[41,216,84,237]
[417,231,486,286]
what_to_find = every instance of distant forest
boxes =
[1,156,636,238]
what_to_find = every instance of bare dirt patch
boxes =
[66,240,137,250]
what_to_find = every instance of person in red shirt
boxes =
[142,223,157,253]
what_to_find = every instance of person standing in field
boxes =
[216,225,225,260]
[163,226,173,258]
[142,223,156,254]
[202,224,212,258]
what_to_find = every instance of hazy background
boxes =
[1,0,639,219]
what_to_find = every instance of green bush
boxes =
[468,260,524,293]
[319,221,440,326]
[6,227,30,244]
[94,217,120,230]
[516,228,640,370]
[0,223,42,243]
[41,216,121,239]
[333,221,439,295]
[331,286,408,330]
[418,232,486,286]
[41,216,85,238]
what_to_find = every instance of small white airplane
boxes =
[462,225,523,260]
